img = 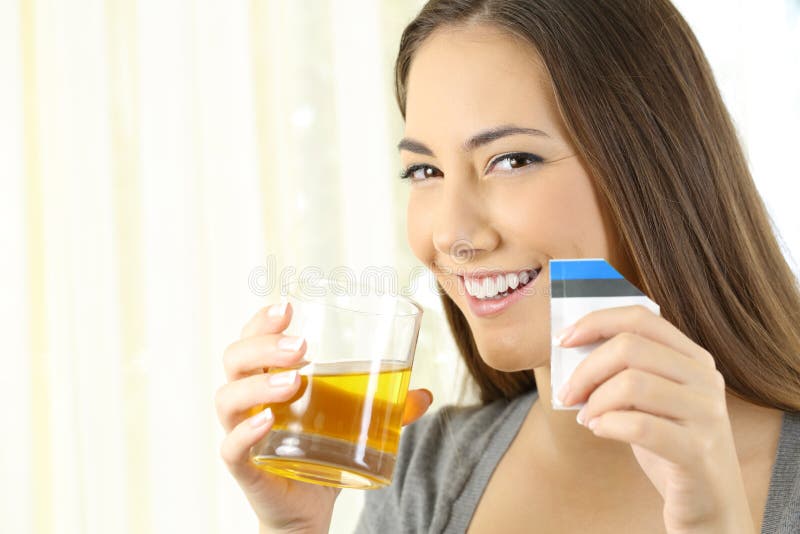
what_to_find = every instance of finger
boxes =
[576,368,707,426]
[215,370,302,432]
[563,332,711,406]
[586,409,694,466]
[240,302,293,339]
[223,334,307,381]
[560,304,715,367]
[402,388,434,426]
[219,407,291,494]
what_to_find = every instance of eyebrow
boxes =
[397,124,550,155]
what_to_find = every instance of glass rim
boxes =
[280,276,424,318]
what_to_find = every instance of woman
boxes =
[214,0,800,532]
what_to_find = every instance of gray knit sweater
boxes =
[354,389,800,533]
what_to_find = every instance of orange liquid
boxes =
[250,361,412,489]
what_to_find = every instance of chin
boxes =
[474,337,548,372]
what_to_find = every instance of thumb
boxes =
[401,388,433,426]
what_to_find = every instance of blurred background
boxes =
[0,1,798,533]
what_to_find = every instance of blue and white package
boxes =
[550,258,661,410]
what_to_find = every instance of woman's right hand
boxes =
[215,302,434,534]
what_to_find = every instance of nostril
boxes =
[450,239,477,264]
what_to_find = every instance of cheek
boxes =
[558,175,613,256]
[495,173,610,257]
[406,193,436,265]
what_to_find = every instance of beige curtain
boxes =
[0,1,474,533]
[1,1,797,533]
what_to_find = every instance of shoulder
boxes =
[354,389,538,534]
[393,390,537,493]
[395,394,521,471]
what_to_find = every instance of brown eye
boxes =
[399,164,443,182]
[511,156,530,167]
[489,152,543,173]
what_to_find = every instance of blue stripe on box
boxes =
[549,258,623,281]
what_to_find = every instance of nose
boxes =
[432,180,500,266]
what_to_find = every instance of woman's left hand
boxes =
[556,304,755,534]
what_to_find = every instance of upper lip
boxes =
[455,266,542,281]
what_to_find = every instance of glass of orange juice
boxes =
[249,276,423,490]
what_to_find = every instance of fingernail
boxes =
[421,389,434,406]
[576,406,586,425]
[277,336,304,352]
[554,324,576,346]
[249,407,273,427]
[267,302,288,317]
[268,369,297,387]
[557,382,571,404]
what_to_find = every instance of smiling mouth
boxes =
[461,268,542,300]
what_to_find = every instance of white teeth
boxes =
[507,272,519,290]
[464,269,539,299]
[466,278,482,298]
[483,277,494,298]
[496,275,508,293]
[474,278,485,299]
[464,277,475,296]
[468,277,483,299]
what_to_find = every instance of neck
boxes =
[526,366,638,478]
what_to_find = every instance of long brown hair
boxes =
[395,0,800,410]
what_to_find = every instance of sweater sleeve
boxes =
[353,399,513,534]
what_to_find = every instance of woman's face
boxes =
[401,24,633,371]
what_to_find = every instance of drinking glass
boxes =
[250,276,423,490]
